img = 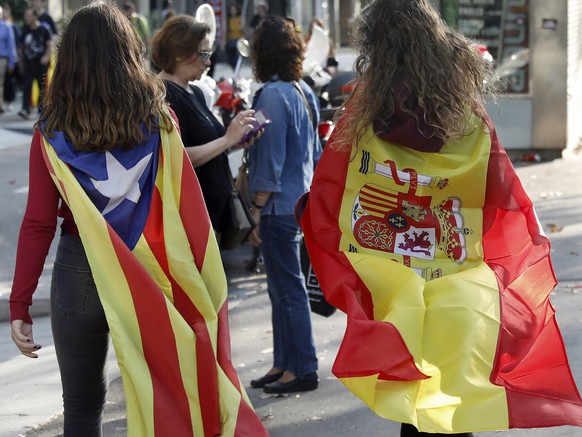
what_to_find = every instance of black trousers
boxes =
[401,423,474,436]
[21,61,48,113]
[51,233,110,437]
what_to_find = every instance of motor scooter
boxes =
[214,38,253,129]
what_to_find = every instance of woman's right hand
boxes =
[248,208,262,246]
[224,110,257,148]
[11,320,42,358]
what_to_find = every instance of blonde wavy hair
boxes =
[339,0,496,149]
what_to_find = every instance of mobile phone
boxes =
[238,109,271,144]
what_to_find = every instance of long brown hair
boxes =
[340,0,495,148]
[150,15,209,74]
[40,1,172,151]
[252,16,304,83]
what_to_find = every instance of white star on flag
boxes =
[91,151,153,215]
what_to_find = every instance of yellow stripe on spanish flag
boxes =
[301,111,582,432]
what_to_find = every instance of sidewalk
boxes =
[8,260,582,437]
[2,57,582,435]
[2,154,582,435]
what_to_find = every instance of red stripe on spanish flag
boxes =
[300,129,426,381]
[301,112,582,433]
[483,127,582,428]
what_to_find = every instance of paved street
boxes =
[1,59,582,436]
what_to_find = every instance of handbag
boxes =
[300,237,336,317]
[235,149,250,203]
[220,164,255,251]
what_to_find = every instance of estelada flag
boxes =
[38,114,268,437]
[300,111,582,433]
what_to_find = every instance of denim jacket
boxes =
[248,79,322,216]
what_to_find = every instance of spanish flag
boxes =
[300,110,582,433]
[39,115,268,437]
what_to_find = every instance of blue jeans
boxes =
[50,233,109,437]
[260,215,318,376]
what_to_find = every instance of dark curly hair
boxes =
[339,0,496,149]
[251,16,304,83]
[40,1,172,151]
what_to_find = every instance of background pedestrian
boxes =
[151,14,259,244]
[225,4,243,71]
[0,5,17,114]
[18,8,52,119]
[247,15,321,395]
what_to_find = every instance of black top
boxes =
[21,26,51,63]
[164,80,233,232]
[38,12,58,36]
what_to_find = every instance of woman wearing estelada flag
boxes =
[9,2,268,436]
[299,0,582,435]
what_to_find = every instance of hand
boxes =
[234,128,264,150]
[224,110,256,148]
[11,320,42,358]
[248,208,261,246]
[40,55,49,66]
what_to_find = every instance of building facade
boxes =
[437,0,581,155]
[46,0,582,154]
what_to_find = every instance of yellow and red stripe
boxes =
[40,117,267,437]
[301,112,582,433]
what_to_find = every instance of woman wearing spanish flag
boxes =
[9,2,267,436]
[299,0,582,435]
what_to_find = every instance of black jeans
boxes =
[401,423,474,436]
[21,61,48,113]
[51,233,110,437]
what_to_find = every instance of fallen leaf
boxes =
[545,223,563,233]
[260,412,274,422]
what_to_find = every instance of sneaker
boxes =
[18,110,31,120]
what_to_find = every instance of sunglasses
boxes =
[198,50,213,62]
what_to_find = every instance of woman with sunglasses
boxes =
[151,15,258,242]
[246,15,321,394]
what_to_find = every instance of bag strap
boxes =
[292,81,314,125]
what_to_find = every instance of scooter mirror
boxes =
[237,38,251,58]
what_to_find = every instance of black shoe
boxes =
[18,110,31,120]
[250,371,284,388]
[263,373,318,394]
[245,257,259,273]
